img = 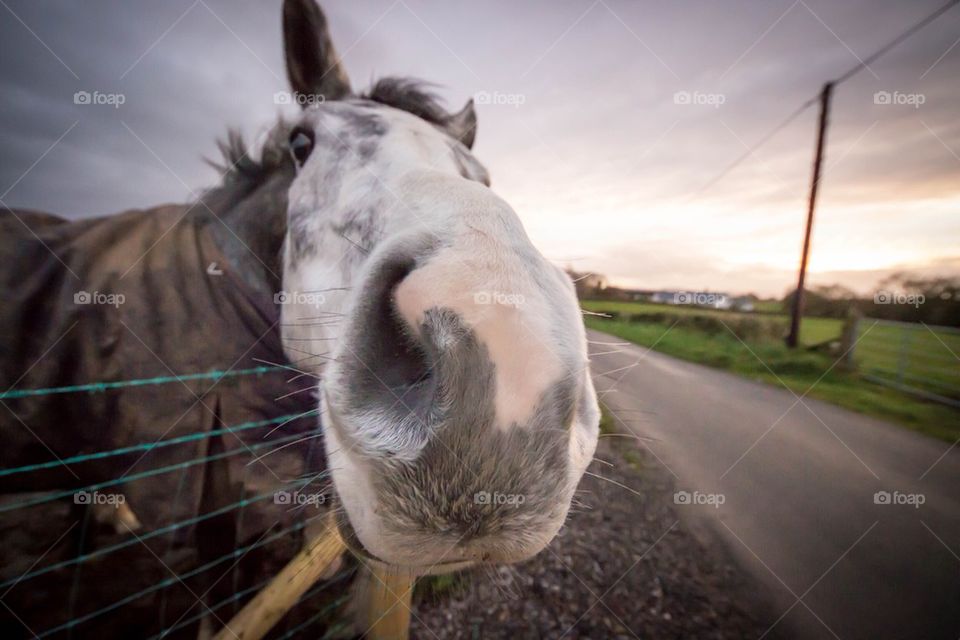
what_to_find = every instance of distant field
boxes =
[581,300,960,442]
[752,299,784,313]
[580,300,843,346]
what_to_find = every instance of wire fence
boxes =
[853,318,960,408]
[0,366,278,400]
[0,365,351,640]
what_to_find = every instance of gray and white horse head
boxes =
[278,0,599,568]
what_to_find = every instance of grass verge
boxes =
[586,317,960,443]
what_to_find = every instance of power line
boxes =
[690,0,960,198]
[832,0,960,86]
[687,94,819,199]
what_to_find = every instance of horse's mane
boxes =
[363,77,450,127]
[203,77,453,206]
[201,124,293,214]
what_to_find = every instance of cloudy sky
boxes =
[1,0,958,297]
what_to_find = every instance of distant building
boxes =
[648,290,755,312]
[570,276,757,312]
[650,291,679,305]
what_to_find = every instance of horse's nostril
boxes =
[341,256,436,427]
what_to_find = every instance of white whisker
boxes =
[598,433,661,443]
[247,432,324,465]
[261,409,319,438]
[589,349,628,357]
[584,470,645,499]
[274,385,318,401]
[286,372,316,384]
[596,361,641,377]
[253,358,321,379]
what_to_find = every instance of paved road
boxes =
[587,329,960,640]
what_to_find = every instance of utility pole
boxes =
[786,82,833,348]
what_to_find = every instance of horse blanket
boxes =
[0,206,324,638]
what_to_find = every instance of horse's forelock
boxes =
[361,77,453,127]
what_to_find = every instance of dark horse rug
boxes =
[0,206,334,638]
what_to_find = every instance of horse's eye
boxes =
[289,127,315,167]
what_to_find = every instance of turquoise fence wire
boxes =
[0,471,332,590]
[36,513,325,639]
[0,365,343,636]
[0,409,318,478]
[0,366,282,400]
[0,428,320,514]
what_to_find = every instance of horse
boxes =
[274,0,600,569]
[0,0,600,635]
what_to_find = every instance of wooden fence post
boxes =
[840,308,861,371]
[353,564,417,640]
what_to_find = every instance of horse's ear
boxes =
[452,144,490,186]
[282,0,351,102]
[444,99,477,149]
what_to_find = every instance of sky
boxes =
[1,0,958,297]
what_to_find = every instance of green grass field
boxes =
[581,299,843,346]
[854,320,960,397]
[752,299,784,313]
[582,301,960,442]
